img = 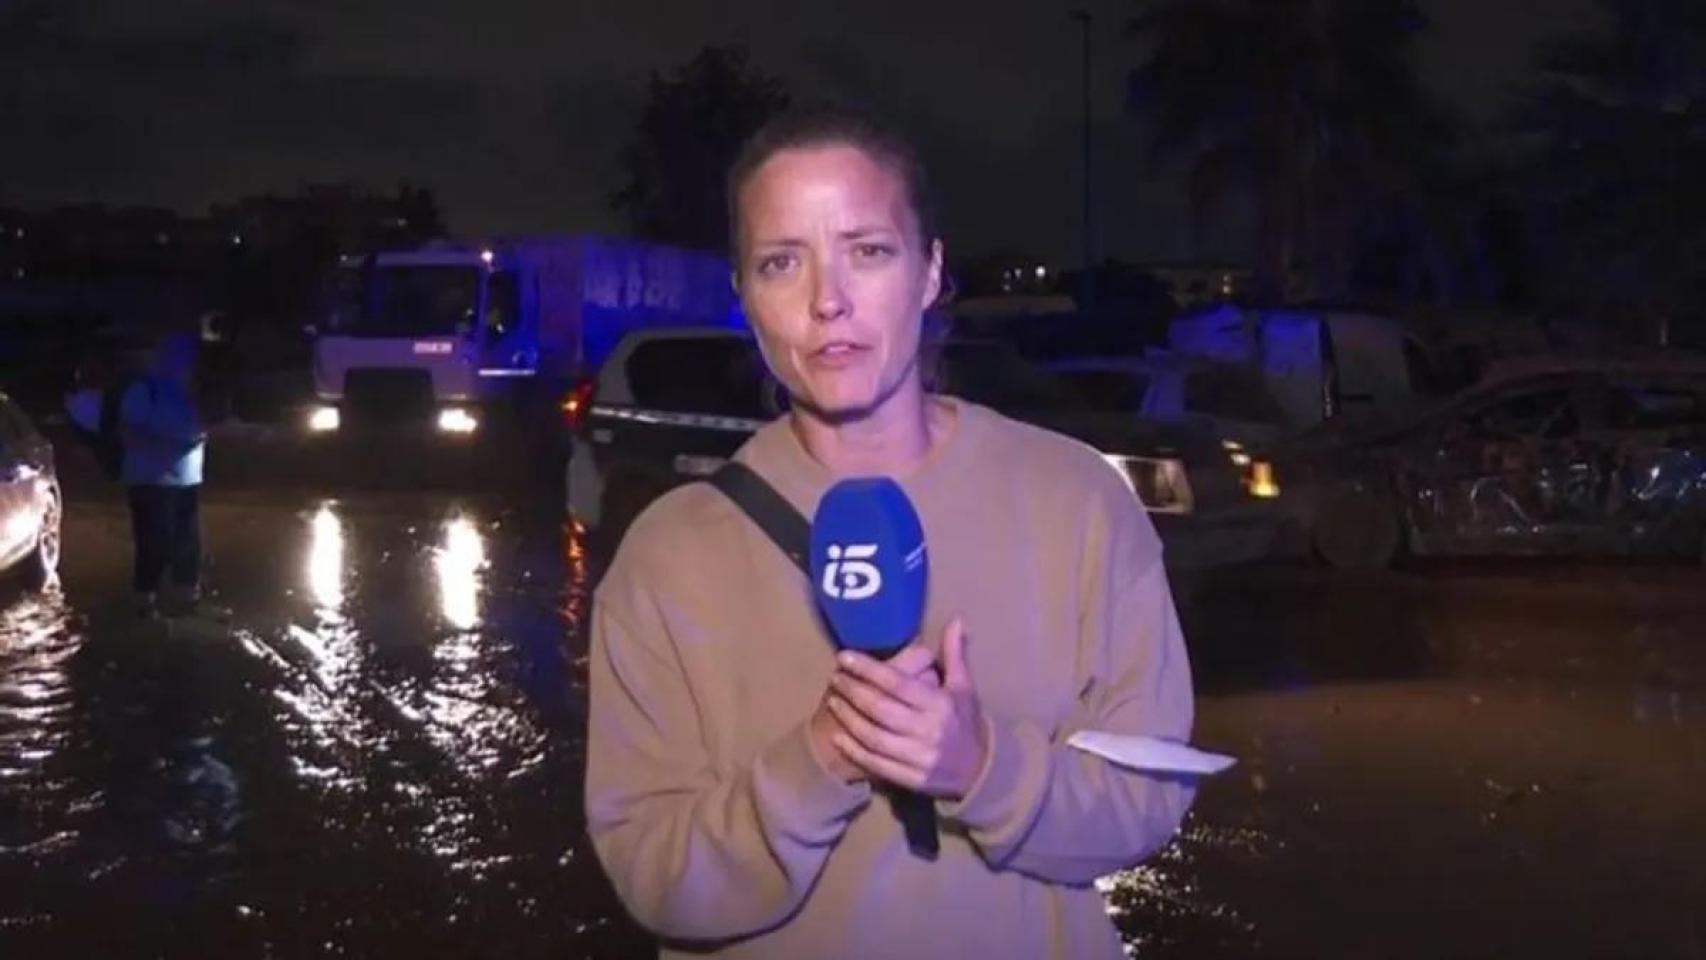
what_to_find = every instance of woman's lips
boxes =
[806,342,869,369]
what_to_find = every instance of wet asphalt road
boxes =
[3,430,1704,959]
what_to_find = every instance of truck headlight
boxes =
[1103,454,1195,514]
[437,408,478,434]
[308,406,340,432]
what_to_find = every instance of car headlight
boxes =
[1220,439,1281,499]
[1245,460,1281,499]
[1103,454,1195,514]
[437,408,478,434]
[308,405,340,432]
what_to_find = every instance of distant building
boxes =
[0,182,441,283]
[1142,261,1251,307]
[209,182,437,256]
[952,253,1061,299]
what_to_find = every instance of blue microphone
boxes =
[811,477,938,858]
[811,477,929,656]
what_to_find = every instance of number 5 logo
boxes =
[822,543,882,600]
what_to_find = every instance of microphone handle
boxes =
[890,786,940,860]
[869,643,940,861]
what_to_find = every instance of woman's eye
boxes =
[852,243,895,261]
[756,252,796,276]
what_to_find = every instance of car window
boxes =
[1606,382,1706,431]
[1403,338,1445,397]
[1056,369,1151,412]
[483,270,518,341]
[1184,367,1288,424]
[935,344,1091,414]
[622,338,776,419]
[1461,386,1580,441]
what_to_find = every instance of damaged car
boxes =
[1282,355,1706,569]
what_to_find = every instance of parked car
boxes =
[563,328,782,544]
[565,328,1286,570]
[0,391,61,589]
[927,338,1285,570]
[1046,353,1294,449]
[1280,354,1706,569]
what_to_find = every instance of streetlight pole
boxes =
[1070,9,1095,310]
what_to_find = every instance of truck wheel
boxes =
[1312,483,1402,571]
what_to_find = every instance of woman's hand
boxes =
[807,643,942,784]
[826,617,989,799]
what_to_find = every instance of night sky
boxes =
[1,0,1601,264]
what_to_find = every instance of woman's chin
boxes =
[791,370,916,424]
[794,387,879,424]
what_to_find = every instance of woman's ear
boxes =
[920,238,945,310]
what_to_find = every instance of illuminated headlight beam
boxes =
[307,504,345,611]
[435,516,487,630]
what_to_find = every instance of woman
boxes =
[585,106,1196,959]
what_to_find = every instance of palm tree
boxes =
[1515,0,1706,332]
[1126,0,1455,304]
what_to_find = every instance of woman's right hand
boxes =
[809,645,940,783]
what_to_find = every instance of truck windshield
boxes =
[341,266,481,338]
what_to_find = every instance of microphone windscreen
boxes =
[809,477,928,656]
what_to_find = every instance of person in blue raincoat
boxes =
[120,330,216,618]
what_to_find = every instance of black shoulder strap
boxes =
[707,461,810,575]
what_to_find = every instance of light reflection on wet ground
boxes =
[0,492,644,958]
[2,479,1703,958]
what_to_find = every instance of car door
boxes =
[0,396,46,567]
[582,335,777,523]
[1407,377,1599,556]
[1598,375,1706,555]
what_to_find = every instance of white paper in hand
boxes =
[1067,730,1237,777]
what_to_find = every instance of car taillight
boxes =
[560,379,595,431]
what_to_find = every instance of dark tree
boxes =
[1515,0,1706,334]
[610,45,790,252]
[1126,0,1456,304]
[396,184,446,242]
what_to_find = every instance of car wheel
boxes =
[24,483,62,591]
[1312,482,1402,571]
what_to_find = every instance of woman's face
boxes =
[734,143,942,422]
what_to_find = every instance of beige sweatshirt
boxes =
[585,398,1197,959]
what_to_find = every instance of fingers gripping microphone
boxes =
[811,477,938,859]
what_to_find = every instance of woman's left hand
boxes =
[826,617,990,800]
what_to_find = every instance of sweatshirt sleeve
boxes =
[939,481,1197,885]
[584,577,872,944]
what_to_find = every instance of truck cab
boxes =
[307,235,741,441]
[309,243,533,436]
